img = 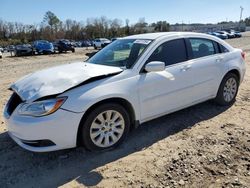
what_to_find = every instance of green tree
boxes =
[245,17,250,26]
[153,21,170,32]
[43,11,61,32]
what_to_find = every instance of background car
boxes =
[208,32,228,39]
[80,40,92,47]
[216,31,235,39]
[7,45,15,52]
[33,40,54,54]
[226,30,242,38]
[14,44,34,56]
[93,38,111,49]
[53,39,75,53]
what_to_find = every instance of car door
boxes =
[138,39,197,122]
[185,38,225,100]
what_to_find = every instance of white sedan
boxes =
[3,32,246,152]
[93,38,111,49]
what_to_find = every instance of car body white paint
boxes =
[3,32,246,152]
[93,38,111,48]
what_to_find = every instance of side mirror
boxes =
[144,61,165,72]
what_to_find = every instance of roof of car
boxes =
[123,32,210,40]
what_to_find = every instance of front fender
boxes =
[59,76,141,121]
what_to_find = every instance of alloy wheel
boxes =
[223,77,237,102]
[89,110,125,148]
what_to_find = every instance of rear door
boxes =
[185,38,225,100]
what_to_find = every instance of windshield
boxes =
[87,39,152,68]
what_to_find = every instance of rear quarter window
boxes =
[219,44,230,53]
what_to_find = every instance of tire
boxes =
[80,103,131,151]
[15,51,19,56]
[72,48,75,53]
[94,45,97,50]
[215,73,239,106]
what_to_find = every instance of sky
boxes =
[0,0,249,25]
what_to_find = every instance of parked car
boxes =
[74,41,82,47]
[33,40,54,54]
[93,38,111,49]
[14,44,34,56]
[234,31,242,38]
[53,39,75,53]
[4,32,246,152]
[226,30,242,38]
[69,40,77,47]
[216,31,235,39]
[208,32,228,40]
[81,40,92,47]
[7,45,15,52]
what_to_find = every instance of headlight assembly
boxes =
[18,97,67,117]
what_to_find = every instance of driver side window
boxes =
[147,39,188,66]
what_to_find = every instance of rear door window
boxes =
[147,39,187,66]
[189,38,216,59]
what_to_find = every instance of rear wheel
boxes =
[215,73,239,106]
[80,103,130,151]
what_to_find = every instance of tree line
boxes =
[1,11,250,47]
[0,11,170,46]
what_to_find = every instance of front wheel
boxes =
[80,103,130,151]
[215,73,239,106]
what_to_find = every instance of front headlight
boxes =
[18,97,67,117]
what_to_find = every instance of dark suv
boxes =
[53,39,75,53]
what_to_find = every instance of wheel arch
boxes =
[76,97,137,146]
[226,69,241,81]
[216,68,241,96]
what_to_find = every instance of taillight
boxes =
[241,51,246,60]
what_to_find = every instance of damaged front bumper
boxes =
[3,104,84,152]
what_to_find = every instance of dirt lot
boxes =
[0,34,250,188]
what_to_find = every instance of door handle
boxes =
[216,57,224,62]
[180,65,191,71]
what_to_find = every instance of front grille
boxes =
[6,92,23,116]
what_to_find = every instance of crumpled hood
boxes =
[10,62,122,102]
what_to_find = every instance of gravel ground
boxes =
[0,34,250,188]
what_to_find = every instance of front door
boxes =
[138,38,196,122]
